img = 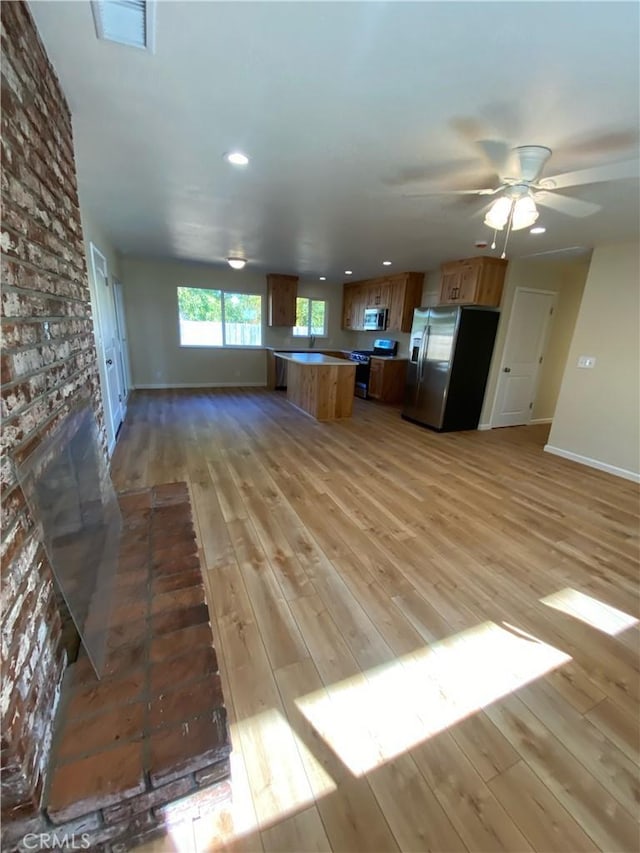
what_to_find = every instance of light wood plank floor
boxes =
[110,389,640,853]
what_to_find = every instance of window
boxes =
[293,297,327,337]
[177,286,262,347]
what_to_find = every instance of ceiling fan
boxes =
[405,143,639,256]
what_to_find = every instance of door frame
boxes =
[88,242,123,455]
[489,286,557,429]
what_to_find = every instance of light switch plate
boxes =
[577,355,596,368]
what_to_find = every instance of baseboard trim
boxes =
[131,382,267,390]
[544,444,640,483]
[481,418,552,431]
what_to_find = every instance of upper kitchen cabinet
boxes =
[342,272,423,332]
[366,280,391,309]
[387,272,424,332]
[438,257,507,307]
[342,282,360,330]
[267,274,298,326]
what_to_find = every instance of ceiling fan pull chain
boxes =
[501,203,515,259]
[490,229,498,250]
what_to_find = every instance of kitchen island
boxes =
[274,352,356,420]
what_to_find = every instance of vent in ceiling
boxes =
[91,0,156,52]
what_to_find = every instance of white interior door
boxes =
[491,288,556,428]
[89,243,124,452]
[113,279,130,404]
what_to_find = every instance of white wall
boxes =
[545,241,640,481]
[120,257,353,387]
[480,257,589,426]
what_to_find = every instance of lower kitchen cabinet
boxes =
[368,358,408,404]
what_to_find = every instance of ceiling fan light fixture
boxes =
[484,197,512,231]
[511,195,539,231]
[227,257,246,270]
[484,193,539,233]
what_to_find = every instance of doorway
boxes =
[113,279,131,403]
[491,288,556,428]
[89,243,125,453]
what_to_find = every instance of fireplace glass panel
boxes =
[16,403,121,678]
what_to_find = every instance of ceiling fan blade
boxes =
[534,191,601,218]
[476,139,512,177]
[403,187,500,198]
[541,159,639,190]
[381,158,480,187]
[471,200,495,220]
[558,129,639,159]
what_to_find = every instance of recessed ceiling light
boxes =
[530,226,546,234]
[319,276,326,281]
[227,257,247,270]
[344,270,353,275]
[382,260,392,266]
[225,152,249,167]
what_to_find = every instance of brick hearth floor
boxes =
[37,483,231,851]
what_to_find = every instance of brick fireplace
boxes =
[2,5,231,847]
[1,0,105,822]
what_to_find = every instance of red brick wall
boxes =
[1,0,105,821]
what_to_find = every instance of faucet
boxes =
[309,334,316,348]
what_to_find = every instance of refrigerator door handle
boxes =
[418,324,430,384]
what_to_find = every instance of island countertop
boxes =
[274,352,354,367]
[274,352,356,420]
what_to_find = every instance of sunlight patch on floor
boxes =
[541,587,639,636]
[296,621,571,776]
[180,709,336,851]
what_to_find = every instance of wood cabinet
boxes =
[438,257,507,307]
[266,348,348,389]
[387,273,424,332]
[366,281,391,308]
[368,357,408,404]
[279,355,356,420]
[342,282,364,330]
[267,274,298,326]
[342,284,356,330]
[342,272,424,332]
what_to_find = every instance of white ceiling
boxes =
[30,1,640,279]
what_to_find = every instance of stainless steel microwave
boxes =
[363,308,388,331]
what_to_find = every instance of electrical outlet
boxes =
[577,355,596,369]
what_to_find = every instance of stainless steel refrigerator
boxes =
[402,305,499,432]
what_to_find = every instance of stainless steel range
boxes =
[349,339,398,399]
